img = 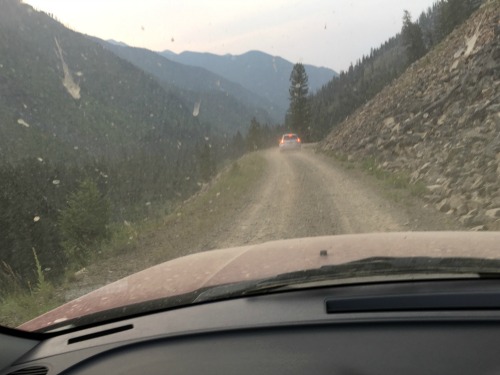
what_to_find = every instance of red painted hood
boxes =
[19,232,500,331]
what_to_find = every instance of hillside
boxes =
[0,0,208,288]
[97,41,278,131]
[0,0,199,163]
[321,1,499,230]
[161,50,337,118]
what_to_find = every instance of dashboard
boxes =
[2,278,500,375]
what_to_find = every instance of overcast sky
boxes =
[23,0,436,72]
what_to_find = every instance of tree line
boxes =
[298,0,483,142]
[0,116,282,297]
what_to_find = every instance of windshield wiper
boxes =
[194,256,500,303]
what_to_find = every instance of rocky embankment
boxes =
[321,1,499,230]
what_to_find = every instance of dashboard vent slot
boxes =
[7,366,48,375]
[68,324,133,344]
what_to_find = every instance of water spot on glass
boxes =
[23,103,28,109]
[37,157,43,162]
[74,146,79,150]
[216,192,221,197]
[185,176,190,180]
[145,202,151,206]
[33,216,40,222]
[76,71,83,77]
[52,180,60,185]
[150,113,154,117]
[205,136,210,141]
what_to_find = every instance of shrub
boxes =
[59,179,110,266]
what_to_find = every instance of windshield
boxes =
[1,0,498,332]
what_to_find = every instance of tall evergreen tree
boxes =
[287,63,311,140]
[402,10,426,64]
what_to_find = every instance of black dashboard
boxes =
[3,279,500,375]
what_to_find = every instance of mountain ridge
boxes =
[161,49,337,117]
[97,40,279,131]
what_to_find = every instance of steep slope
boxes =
[321,1,499,229]
[0,0,198,163]
[97,41,278,131]
[161,50,337,118]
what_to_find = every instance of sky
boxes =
[23,0,437,72]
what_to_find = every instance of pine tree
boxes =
[59,179,110,265]
[287,63,311,140]
[402,10,426,64]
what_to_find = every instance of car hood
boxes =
[18,231,500,331]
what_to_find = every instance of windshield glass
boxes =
[1,0,498,331]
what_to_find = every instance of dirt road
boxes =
[65,146,461,300]
[206,146,458,249]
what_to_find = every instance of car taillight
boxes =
[297,138,301,143]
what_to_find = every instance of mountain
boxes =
[0,0,201,164]
[320,1,499,230]
[96,41,279,132]
[160,50,337,118]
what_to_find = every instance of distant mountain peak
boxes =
[106,39,128,47]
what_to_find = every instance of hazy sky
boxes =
[23,0,436,71]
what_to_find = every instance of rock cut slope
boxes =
[321,1,499,230]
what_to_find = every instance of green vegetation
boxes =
[0,152,267,327]
[287,63,311,140]
[0,250,63,328]
[59,179,111,266]
[335,155,427,201]
[402,10,426,63]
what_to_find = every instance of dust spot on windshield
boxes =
[193,100,201,117]
[17,118,30,127]
[54,37,81,99]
